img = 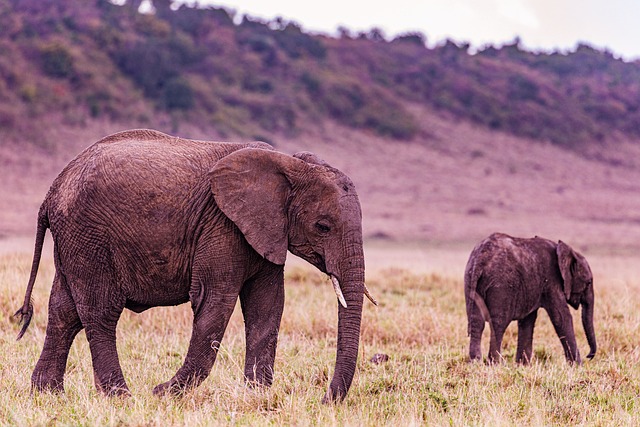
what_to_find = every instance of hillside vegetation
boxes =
[2,0,640,147]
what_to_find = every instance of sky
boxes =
[176,0,640,61]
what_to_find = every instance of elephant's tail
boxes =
[467,265,498,353]
[14,205,49,340]
[466,261,489,326]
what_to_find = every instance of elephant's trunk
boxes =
[323,251,365,403]
[582,286,596,359]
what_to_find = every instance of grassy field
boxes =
[1,247,640,426]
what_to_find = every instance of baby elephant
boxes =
[464,233,596,364]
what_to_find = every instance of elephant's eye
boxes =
[315,222,331,234]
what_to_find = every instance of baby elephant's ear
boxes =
[209,148,297,265]
[293,151,329,167]
[556,241,575,300]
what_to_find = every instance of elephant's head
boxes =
[557,241,596,359]
[209,148,375,402]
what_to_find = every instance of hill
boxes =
[2,0,640,146]
[2,0,640,254]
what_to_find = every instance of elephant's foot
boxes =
[486,355,503,365]
[244,364,274,388]
[321,387,346,404]
[468,346,483,362]
[31,373,65,394]
[244,378,272,389]
[152,378,195,396]
[153,380,179,396]
[31,362,67,394]
[98,383,131,397]
[94,372,131,397]
[153,367,209,396]
[515,353,533,365]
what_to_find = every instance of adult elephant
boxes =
[14,129,376,403]
[464,233,596,364]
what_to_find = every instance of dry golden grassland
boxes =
[1,247,640,426]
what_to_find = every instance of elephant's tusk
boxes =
[363,283,378,306]
[330,275,348,308]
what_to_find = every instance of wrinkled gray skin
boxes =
[465,233,596,364]
[15,129,367,403]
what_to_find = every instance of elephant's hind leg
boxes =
[487,316,509,364]
[240,265,285,386]
[467,301,485,362]
[32,272,83,393]
[74,282,129,396]
[516,310,538,364]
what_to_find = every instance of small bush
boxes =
[392,32,427,47]
[320,79,418,139]
[508,75,539,101]
[242,75,273,94]
[40,42,74,79]
[300,72,321,96]
[86,91,111,117]
[163,77,194,111]
[275,23,326,59]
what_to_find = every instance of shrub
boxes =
[165,5,233,43]
[319,79,417,139]
[115,39,176,97]
[40,42,75,79]
[113,34,200,99]
[508,75,539,101]
[163,77,194,111]
[274,23,326,59]
[323,81,365,118]
[242,75,273,94]
[134,13,172,38]
[392,32,427,47]
[86,91,111,117]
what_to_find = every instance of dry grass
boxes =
[2,247,640,426]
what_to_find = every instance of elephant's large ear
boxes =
[209,148,299,265]
[556,241,574,300]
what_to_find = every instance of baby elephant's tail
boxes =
[14,205,49,340]
[470,291,492,327]
[466,264,498,354]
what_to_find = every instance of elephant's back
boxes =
[45,130,271,218]
[467,233,555,292]
[91,129,269,166]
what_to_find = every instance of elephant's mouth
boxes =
[311,253,327,273]
[568,294,581,309]
[286,242,326,271]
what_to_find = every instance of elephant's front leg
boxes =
[546,303,581,364]
[153,279,240,395]
[239,265,285,387]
